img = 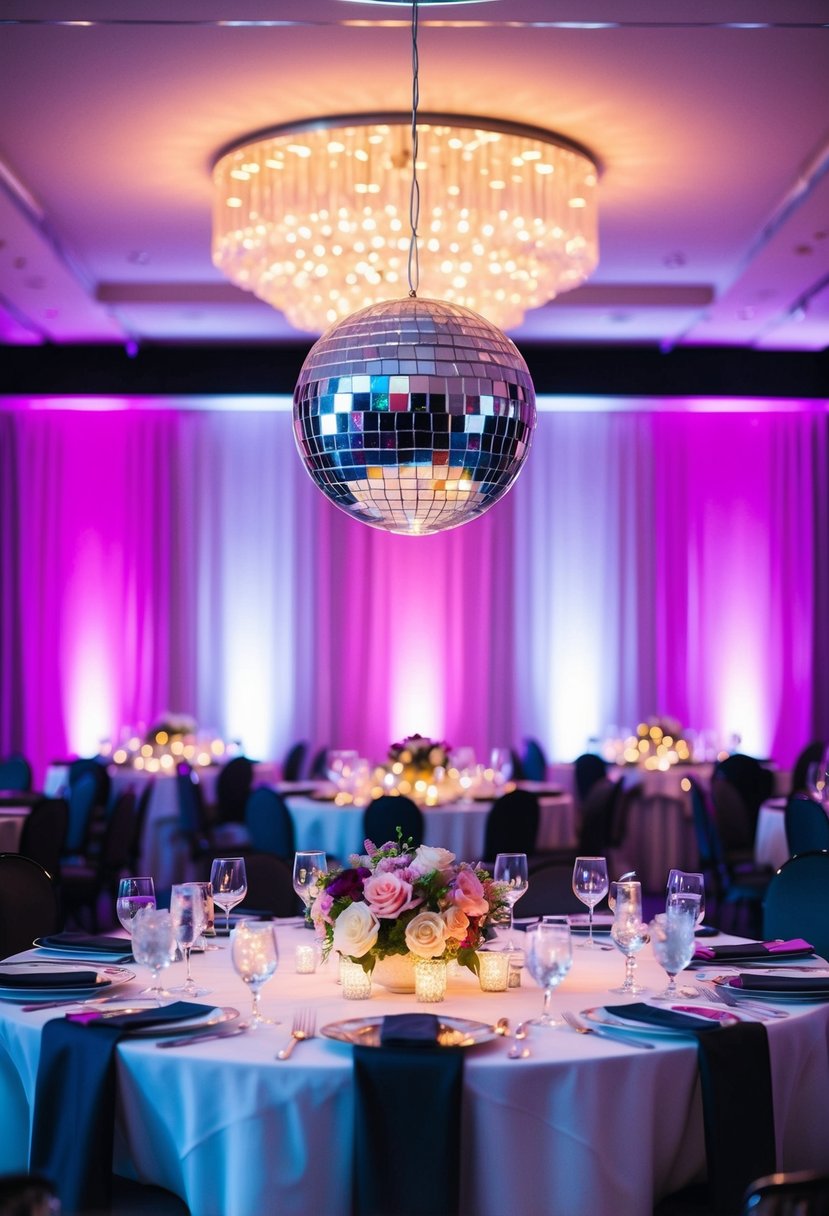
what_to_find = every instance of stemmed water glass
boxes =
[292,851,328,924]
[131,906,176,1003]
[231,920,280,1027]
[524,918,573,1027]
[116,877,156,935]
[666,870,705,926]
[210,857,248,934]
[493,853,529,949]
[170,883,211,997]
[650,908,697,1001]
[572,856,609,947]
[610,879,650,994]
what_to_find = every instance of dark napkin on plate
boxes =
[730,973,829,994]
[30,1001,207,1214]
[37,932,133,956]
[353,1017,464,1216]
[0,969,105,989]
[606,1002,775,1213]
[692,937,814,964]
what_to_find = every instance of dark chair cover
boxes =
[363,795,423,850]
[128,777,155,873]
[785,795,829,857]
[308,746,329,780]
[573,752,608,802]
[520,737,548,782]
[216,755,254,824]
[789,741,826,797]
[61,790,137,931]
[521,859,586,917]
[240,852,299,917]
[482,789,540,861]
[18,797,68,879]
[763,850,829,960]
[63,770,100,856]
[244,786,295,858]
[713,753,774,825]
[0,754,33,791]
[576,777,622,855]
[689,778,771,935]
[282,741,308,782]
[0,854,60,958]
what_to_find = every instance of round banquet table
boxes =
[1,925,828,1216]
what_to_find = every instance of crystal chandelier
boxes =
[212,113,599,333]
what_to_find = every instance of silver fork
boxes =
[276,1008,317,1059]
[561,1009,655,1049]
[697,982,788,1020]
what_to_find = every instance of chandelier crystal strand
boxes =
[407,0,420,299]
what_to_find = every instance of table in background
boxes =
[0,925,828,1216]
[282,787,575,863]
[0,806,29,852]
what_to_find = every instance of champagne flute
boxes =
[231,920,280,1027]
[650,908,697,1001]
[524,918,573,1027]
[292,851,328,925]
[493,853,529,949]
[131,906,176,1003]
[572,856,609,948]
[170,883,211,997]
[116,877,156,935]
[210,857,248,934]
[666,870,705,926]
[610,879,650,994]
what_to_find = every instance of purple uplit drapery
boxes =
[0,398,826,785]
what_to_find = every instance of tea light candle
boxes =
[414,959,447,1003]
[339,956,372,999]
[477,950,510,992]
[295,944,318,974]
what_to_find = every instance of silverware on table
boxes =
[277,1008,317,1060]
[507,1022,530,1059]
[21,994,132,1013]
[561,1009,655,1049]
[697,982,789,1020]
[157,1025,250,1048]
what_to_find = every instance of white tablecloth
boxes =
[1,926,828,1216]
[284,790,576,863]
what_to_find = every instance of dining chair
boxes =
[789,741,826,797]
[576,777,622,855]
[0,1170,60,1215]
[60,790,137,931]
[238,852,299,918]
[784,795,829,857]
[713,753,775,826]
[18,797,69,880]
[0,754,33,792]
[244,786,295,858]
[363,795,423,850]
[281,740,309,783]
[520,737,548,782]
[482,789,540,863]
[710,774,757,861]
[308,746,329,780]
[174,765,216,864]
[521,859,587,917]
[742,1170,829,1215]
[688,777,771,935]
[62,770,101,859]
[763,850,829,961]
[0,854,61,958]
[215,755,254,824]
[128,778,155,874]
[573,752,608,802]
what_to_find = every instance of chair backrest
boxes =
[244,787,295,857]
[0,854,61,958]
[308,746,329,780]
[711,775,755,854]
[577,778,621,855]
[63,770,100,854]
[521,860,585,917]
[763,850,829,960]
[789,741,826,797]
[282,741,308,783]
[68,757,111,807]
[19,797,69,878]
[176,767,208,837]
[713,753,774,823]
[483,789,540,860]
[742,1170,829,1215]
[238,852,299,917]
[784,795,829,857]
[363,795,424,850]
[216,756,254,824]
[688,777,727,876]
[129,778,155,873]
[520,738,548,782]
[100,790,137,874]
[0,754,33,791]
[573,753,608,802]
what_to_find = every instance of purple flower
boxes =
[326,867,370,902]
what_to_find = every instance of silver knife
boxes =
[157,1025,249,1048]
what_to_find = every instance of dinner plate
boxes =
[0,961,135,1001]
[582,1006,728,1036]
[321,1015,498,1048]
[716,978,829,1003]
[33,937,133,962]
[128,1005,241,1037]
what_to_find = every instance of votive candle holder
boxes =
[414,958,447,1003]
[295,944,319,974]
[340,956,372,999]
[477,950,510,992]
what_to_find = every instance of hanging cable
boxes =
[407,0,420,297]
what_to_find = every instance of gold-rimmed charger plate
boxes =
[0,961,135,1001]
[321,1015,498,1049]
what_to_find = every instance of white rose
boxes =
[405,911,448,958]
[332,902,380,959]
[409,845,456,878]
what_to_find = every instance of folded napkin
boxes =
[30,1001,206,1214]
[0,969,104,989]
[353,1021,464,1216]
[729,973,829,994]
[606,1003,775,1213]
[692,937,814,963]
[37,932,133,956]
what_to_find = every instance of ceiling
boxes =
[1,0,829,355]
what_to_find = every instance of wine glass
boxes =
[650,908,697,1001]
[493,853,529,949]
[169,883,211,997]
[292,851,328,924]
[666,870,705,926]
[116,877,156,935]
[572,856,609,947]
[610,879,650,994]
[524,918,573,1027]
[131,906,176,1003]
[231,920,280,1027]
[489,748,513,789]
[210,857,248,934]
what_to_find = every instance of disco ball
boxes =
[292,297,537,535]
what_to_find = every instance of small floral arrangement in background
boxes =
[146,712,198,743]
[387,734,450,776]
[605,717,692,768]
[309,830,509,975]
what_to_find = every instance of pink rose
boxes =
[442,905,470,941]
[449,870,489,917]
[363,871,421,919]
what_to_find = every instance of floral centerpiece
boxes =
[309,830,509,981]
[606,717,692,769]
[387,734,451,782]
